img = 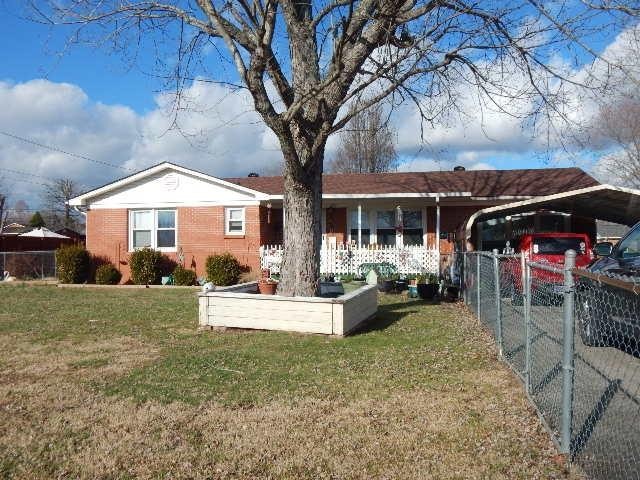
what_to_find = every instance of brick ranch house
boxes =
[69,162,599,283]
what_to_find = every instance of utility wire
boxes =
[0,130,134,172]
[0,167,91,189]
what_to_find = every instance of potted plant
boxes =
[395,274,408,292]
[416,273,439,300]
[258,277,278,295]
[378,274,396,293]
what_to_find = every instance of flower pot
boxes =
[258,281,278,295]
[378,279,395,292]
[417,283,438,300]
[395,280,408,291]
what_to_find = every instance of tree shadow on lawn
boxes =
[352,296,442,335]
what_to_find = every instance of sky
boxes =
[0,1,636,211]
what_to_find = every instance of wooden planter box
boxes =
[198,283,377,336]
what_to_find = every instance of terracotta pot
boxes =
[258,281,278,295]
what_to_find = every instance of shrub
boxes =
[95,264,122,285]
[56,245,91,284]
[129,248,164,285]
[173,265,197,286]
[205,252,241,286]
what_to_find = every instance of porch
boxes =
[259,244,441,275]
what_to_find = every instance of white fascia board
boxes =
[89,200,261,209]
[69,162,269,206]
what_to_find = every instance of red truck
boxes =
[506,233,593,303]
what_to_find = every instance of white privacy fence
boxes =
[259,244,440,275]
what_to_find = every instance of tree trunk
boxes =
[277,152,323,297]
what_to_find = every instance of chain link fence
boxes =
[462,250,640,480]
[0,251,57,280]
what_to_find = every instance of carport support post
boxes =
[476,253,481,319]
[560,249,576,455]
[492,250,503,357]
[524,254,532,394]
[462,252,468,303]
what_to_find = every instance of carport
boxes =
[463,184,640,249]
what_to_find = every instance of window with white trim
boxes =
[225,207,245,235]
[402,210,423,246]
[129,209,176,251]
[349,209,370,245]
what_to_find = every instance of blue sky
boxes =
[0,1,634,209]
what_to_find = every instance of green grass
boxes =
[0,284,575,479]
[1,284,487,406]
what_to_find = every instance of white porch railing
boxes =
[259,244,440,275]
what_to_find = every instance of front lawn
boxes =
[0,285,575,479]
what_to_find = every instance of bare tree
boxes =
[33,1,638,295]
[0,178,7,233]
[42,178,82,230]
[597,99,640,188]
[330,101,397,173]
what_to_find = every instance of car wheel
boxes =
[577,298,608,347]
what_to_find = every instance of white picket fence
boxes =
[259,244,440,275]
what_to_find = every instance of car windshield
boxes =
[616,226,640,259]
[533,237,586,255]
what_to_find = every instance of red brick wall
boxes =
[178,206,262,276]
[325,207,347,244]
[86,209,129,276]
[85,206,262,283]
[259,206,283,245]
[426,205,490,253]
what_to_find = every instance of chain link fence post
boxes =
[524,254,532,394]
[493,249,503,357]
[462,252,467,304]
[476,253,481,319]
[560,249,576,456]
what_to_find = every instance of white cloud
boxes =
[1,25,637,208]
[0,79,282,207]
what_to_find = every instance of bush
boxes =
[205,252,241,286]
[95,263,122,285]
[56,245,91,284]
[129,248,165,285]
[173,265,197,286]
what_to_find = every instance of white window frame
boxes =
[129,209,177,252]
[225,207,245,235]
[345,207,427,247]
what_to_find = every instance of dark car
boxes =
[577,222,640,347]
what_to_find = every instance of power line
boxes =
[0,167,56,183]
[0,130,134,172]
[0,167,92,189]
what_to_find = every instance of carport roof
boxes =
[465,184,640,238]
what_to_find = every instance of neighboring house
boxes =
[68,162,599,283]
[1,223,28,236]
[55,227,86,245]
[596,220,630,243]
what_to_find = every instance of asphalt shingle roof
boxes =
[225,167,599,197]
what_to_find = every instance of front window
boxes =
[349,209,370,245]
[130,209,176,251]
[377,211,396,246]
[402,210,423,246]
[225,207,245,235]
[617,227,640,259]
